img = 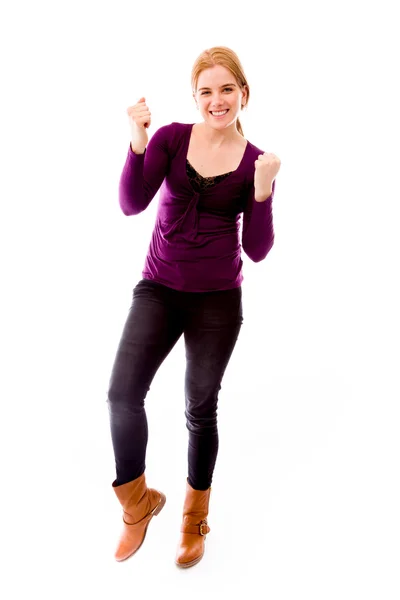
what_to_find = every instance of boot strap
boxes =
[181,520,210,536]
[123,512,152,527]
[122,497,162,526]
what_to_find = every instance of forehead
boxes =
[197,64,236,88]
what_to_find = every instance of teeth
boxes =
[211,110,228,116]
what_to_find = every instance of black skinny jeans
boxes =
[107,278,243,490]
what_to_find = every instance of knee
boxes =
[107,383,145,415]
[185,404,218,435]
[107,369,150,408]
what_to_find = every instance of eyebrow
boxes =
[198,83,237,91]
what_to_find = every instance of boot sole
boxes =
[116,492,166,562]
[175,554,204,568]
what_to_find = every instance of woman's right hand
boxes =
[127,97,151,153]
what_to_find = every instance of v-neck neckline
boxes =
[184,123,249,192]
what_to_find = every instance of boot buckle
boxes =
[199,520,208,536]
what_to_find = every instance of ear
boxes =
[241,85,249,108]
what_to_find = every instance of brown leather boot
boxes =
[112,472,166,562]
[175,480,211,568]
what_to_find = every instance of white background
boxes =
[1,0,399,598]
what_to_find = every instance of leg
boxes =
[175,286,243,568]
[183,286,243,490]
[107,279,184,486]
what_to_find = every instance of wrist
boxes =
[255,178,274,202]
[130,142,146,154]
[255,187,273,202]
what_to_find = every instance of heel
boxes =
[152,492,166,516]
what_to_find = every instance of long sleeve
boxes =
[241,179,275,262]
[118,124,172,216]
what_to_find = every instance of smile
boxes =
[210,109,229,117]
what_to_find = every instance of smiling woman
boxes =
[107,45,280,571]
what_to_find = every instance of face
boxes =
[193,64,247,130]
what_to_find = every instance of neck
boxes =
[198,121,242,147]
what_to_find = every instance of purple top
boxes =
[119,122,275,292]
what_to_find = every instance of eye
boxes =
[200,88,233,95]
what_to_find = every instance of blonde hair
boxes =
[191,46,249,137]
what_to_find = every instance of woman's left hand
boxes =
[254,152,281,201]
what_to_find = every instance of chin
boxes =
[205,114,236,128]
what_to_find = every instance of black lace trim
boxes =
[186,159,233,192]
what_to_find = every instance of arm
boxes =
[241,179,275,262]
[118,124,171,216]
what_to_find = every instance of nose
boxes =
[210,93,225,107]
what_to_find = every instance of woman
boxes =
[107,46,281,568]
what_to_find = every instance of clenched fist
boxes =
[254,152,281,201]
[127,96,152,129]
[127,97,151,154]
